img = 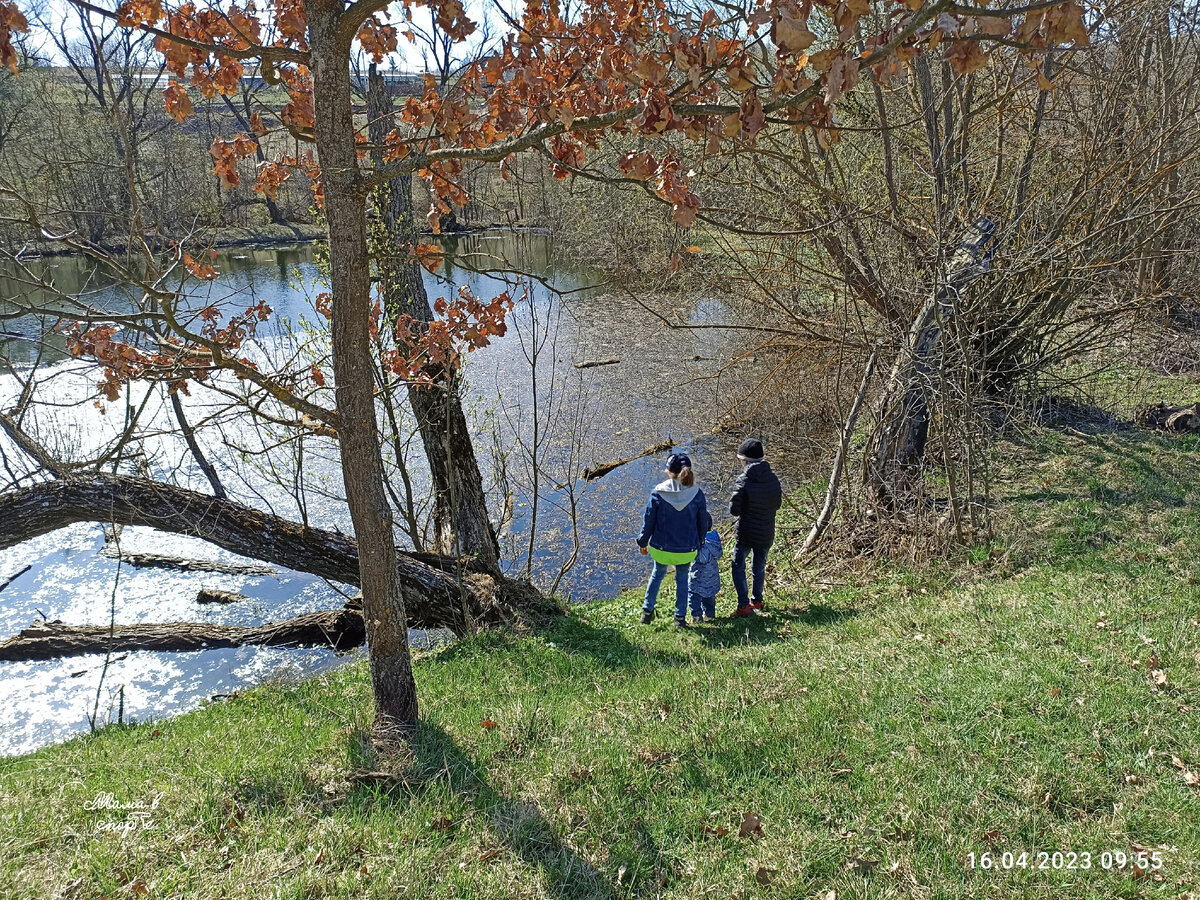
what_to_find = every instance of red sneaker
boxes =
[731,605,755,618]
[750,601,764,611]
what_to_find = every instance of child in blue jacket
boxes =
[688,529,723,623]
[637,453,710,628]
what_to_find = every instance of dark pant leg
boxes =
[751,545,769,603]
[673,563,690,620]
[644,560,668,611]
[731,543,750,608]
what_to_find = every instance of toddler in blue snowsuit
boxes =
[688,529,723,622]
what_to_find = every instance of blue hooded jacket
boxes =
[637,479,710,556]
[688,530,723,598]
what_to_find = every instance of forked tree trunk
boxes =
[306,2,418,744]
[220,93,287,226]
[366,65,501,573]
[865,296,942,509]
[865,218,998,509]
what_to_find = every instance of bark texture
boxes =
[0,604,365,661]
[0,475,557,632]
[307,0,418,743]
[366,66,502,573]
[1136,402,1200,434]
[865,218,998,508]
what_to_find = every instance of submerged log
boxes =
[1136,402,1200,434]
[196,588,248,605]
[580,419,745,482]
[583,439,677,481]
[100,546,278,576]
[574,357,621,369]
[0,474,561,635]
[0,564,32,594]
[0,604,366,661]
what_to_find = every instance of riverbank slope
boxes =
[2,405,1199,898]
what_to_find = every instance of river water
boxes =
[0,231,788,756]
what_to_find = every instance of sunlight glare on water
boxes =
[0,233,765,755]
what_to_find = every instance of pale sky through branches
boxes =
[26,0,505,74]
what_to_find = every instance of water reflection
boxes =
[0,232,782,755]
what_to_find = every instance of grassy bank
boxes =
[2,422,1199,898]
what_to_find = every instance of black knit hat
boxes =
[666,453,692,474]
[737,438,764,460]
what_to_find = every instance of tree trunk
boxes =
[0,603,366,661]
[865,297,942,509]
[865,219,998,509]
[170,391,227,500]
[221,93,288,226]
[1143,4,1180,293]
[0,475,558,631]
[805,347,878,551]
[305,3,418,744]
[366,65,502,574]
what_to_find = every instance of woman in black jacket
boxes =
[728,438,782,617]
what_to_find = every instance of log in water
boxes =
[0,604,366,661]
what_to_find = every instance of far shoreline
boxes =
[5,221,553,260]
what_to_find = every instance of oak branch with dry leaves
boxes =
[0,0,1089,747]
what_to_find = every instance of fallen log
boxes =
[100,546,278,576]
[583,439,677,481]
[196,588,248,605]
[580,419,746,482]
[0,475,561,634]
[574,357,620,369]
[1136,402,1200,434]
[0,564,32,594]
[0,604,366,662]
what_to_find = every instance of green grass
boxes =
[2,426,1199,899]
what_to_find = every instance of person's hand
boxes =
[639,546,648,555]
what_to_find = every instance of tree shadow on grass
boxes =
[1002,489,1079,506]
[342,722,675,899]
[692,603,857,649]
[1011,429,1192,506]
[547,613,697,671]
[432,612,696,674]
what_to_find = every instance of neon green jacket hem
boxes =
[648,546,698,566]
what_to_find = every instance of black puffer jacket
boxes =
[729,459,783,548]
